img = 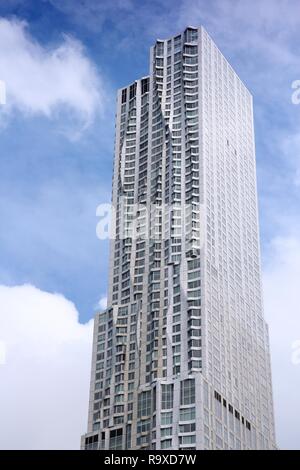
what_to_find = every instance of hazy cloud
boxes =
[46,0,134,32]
[263,235,300,449]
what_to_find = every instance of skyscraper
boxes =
[82,26,276,451]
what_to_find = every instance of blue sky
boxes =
[0,0,300,450]
[0,0,299,320]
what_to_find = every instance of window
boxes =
[188,258,200,270]
[114,416,124,425]
[93,422,100,432]
[184,45,198,55]
[138,391,152,418]
[180,407,195,421]
[137,419,151,434]
[179,423,196,433]
[179,435,195,445]
[142,78,149,95]
[126,424,132,450]
[161,384,174,409]
[121,88,127,103]
[129,83,136,100]
[174,35,181,51]
[161,439,172,449]
[109,428,123,450]
[111,400,123,413]
[85,434,98,450]
[156,41,164,56]
[180,379,195,405]
[161,427,172,438]
[185,28,198,43]
[161,411,173,425]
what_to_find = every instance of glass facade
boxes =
[81,26,276,451]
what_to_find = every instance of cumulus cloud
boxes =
[263,236,300,450]
[0,284,93,449]
[0,17,103,130]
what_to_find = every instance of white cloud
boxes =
[0,79,5,105]
[0,17,103,130]
[263,236,300,450]
[0,284,93,450]
[1,257,299,450]
[0,341,6,365]
[98,296,107,310]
